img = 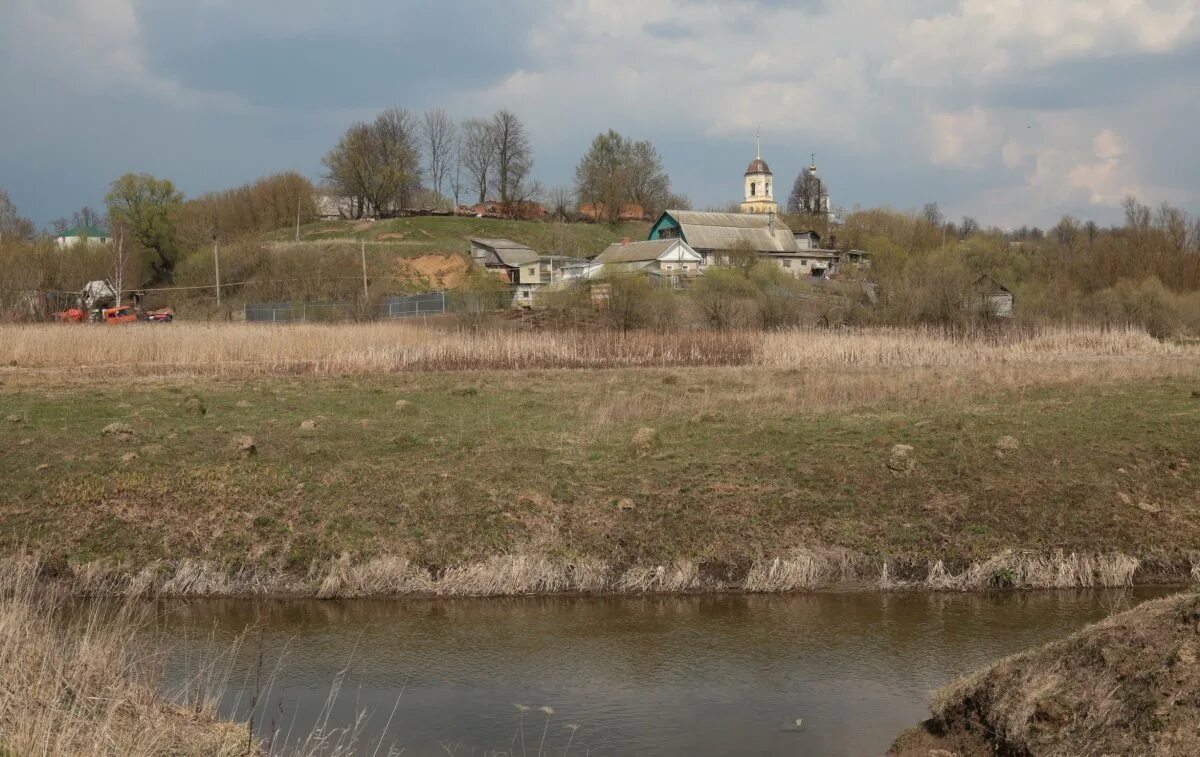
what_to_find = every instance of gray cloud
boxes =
[1,0,1198,229]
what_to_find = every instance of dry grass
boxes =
[893,592,1200,756]
[0,559,250,756]
[0,322,1189,378]
[18,549,1184,599]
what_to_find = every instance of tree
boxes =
[1052,215,1082,252]
[787,165,825,214]
[322,107,421,218]
[624,139,670,218]
[460,117,497,205]
[959,216,980,238]
[490,108,536,215]
[546,186,573,220]
[105,173,183,282]
[0,190,34,243]
[921,202,943,228]
[574,130,672,223]
[574,130,628,224]
[420,108,457,206]
[447,133,466,208]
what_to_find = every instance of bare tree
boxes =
[490,109,535,216]
[547,186,573,220]
[624,140,670,218]
[921,202,943,227]
[460,117,497,205]
[959,216,980,238]
[0,190,34,243]
[421,108,457,207]
[447,132,465,208]
[787,165,826,214]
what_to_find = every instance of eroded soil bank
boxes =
[890,591,1200,756]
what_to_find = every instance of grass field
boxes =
[263,215,650,258]
[2,325,1198,595]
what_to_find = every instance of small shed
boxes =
[967,275,1014,318]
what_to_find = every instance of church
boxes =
[740,133,779,215]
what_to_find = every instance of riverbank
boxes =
[0,564,250,756]
[2,326,1198,597]
[890,590,1200,756]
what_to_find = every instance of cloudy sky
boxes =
[3,0,1199,228]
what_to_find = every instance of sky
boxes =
[3,0,1199,229]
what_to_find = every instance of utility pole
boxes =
[295,194,302,242]
[213,238,222,307]
[360,239,369,302]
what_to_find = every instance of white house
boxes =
[55,226,111,249]
[589,238,704,287]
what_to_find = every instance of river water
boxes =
[150,588,1175,756]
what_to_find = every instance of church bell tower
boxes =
[740,130,779,215]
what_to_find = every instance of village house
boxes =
[54,225,111,249]
[470,238,539,284]
[965,275,1014,318]
[584,238,704,288]
[648,210,796,265]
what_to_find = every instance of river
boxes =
[149,588,1176,756]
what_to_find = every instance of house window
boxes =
[750,182,757,197]
[765,181,771,195]
[658,227,681,239]
[782,259,791,268]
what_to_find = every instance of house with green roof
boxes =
[55,225,112,249]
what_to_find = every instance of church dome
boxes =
[745,158,772,175]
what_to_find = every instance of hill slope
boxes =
[263,215,651,259]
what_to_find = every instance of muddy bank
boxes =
[890,591,1200,756]
[17,548,1199,598]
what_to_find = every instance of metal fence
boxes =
[379,292,447,318]
[243,301,354,323]
[244,292,449,323]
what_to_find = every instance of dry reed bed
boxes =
[19,549,1193,599]
[0,560,248,756]
[0,323,1190,377]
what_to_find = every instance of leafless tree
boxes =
[490,108,535,215]
[546,186,573,220]
[421,108,457,207]
[787,166,825,214]
[460,117,497,205]
[624,140,670,218]
[447,132,465,208]
[0,190,34,243]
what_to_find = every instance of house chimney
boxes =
[622,237,631,246]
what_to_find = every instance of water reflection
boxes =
[147,588,1173,756]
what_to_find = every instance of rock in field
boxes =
[394,399,411,412]
[233,435,257,457]
[101,422,135,440]
[5,414,22,424]
[887,444,915,475]
[994,435,1021,457]
[299,419,317,431]
[632,427,658,455]
[120,452,138,462]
